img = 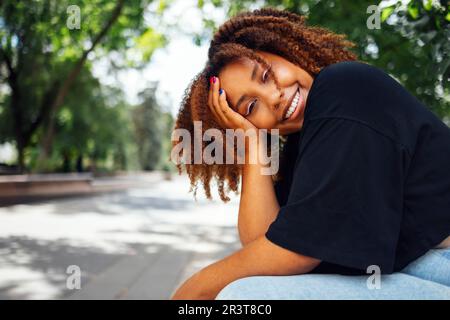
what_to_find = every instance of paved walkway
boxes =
[0,174,240,299]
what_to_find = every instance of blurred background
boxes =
[0,0,448,299]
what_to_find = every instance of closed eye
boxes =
[245,100,257,116]
[245,64,272,116]
[262,65,271,83]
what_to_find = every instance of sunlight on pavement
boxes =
[0,175,240,299]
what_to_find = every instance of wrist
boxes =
[244,139,269,167]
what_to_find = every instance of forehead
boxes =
[219,58,254,80]
[218,58,258,107]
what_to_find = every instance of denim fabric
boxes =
[215,247,450,300]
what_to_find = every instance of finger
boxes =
[207,79,223,125]
[218,89,239,125]
[217,87,231,118]
[214,79,229,117]
[218,88,256,130]
[211,76,221,112]
[211,77,229,125]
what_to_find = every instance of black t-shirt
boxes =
[265,61,450,275]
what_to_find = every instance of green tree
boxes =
[195,0,449,120]
[380,0,449,118]
[0,0,166,171]
[42,68,136,173]
[132,83,174,171]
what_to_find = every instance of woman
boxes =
[171,7,450,299]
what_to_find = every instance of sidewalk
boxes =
[0,174,240,299]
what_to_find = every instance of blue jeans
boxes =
[216,248,450,300]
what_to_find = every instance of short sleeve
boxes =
[265,117,408,274]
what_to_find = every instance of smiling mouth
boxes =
[282,87,301,121]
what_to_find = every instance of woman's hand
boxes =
[171,271,213,300]
[208,76,263,164]
[171,236,321,300]
[208,76,256,131]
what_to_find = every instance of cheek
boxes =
[273,64,297,85]
[249,107,278,129]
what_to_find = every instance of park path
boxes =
[0,174,240,299]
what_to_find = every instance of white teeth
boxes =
[284,90,300,119]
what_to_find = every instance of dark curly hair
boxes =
[171,7,357,202]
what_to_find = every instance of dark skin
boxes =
[216,50,314,135]
[171,50,450,299]
[171,51,320,300]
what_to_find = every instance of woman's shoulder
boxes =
[316,61,388,84]
[303,60,431,151]
[310,61,400,104]
[305,60,420,126]
[305,61,397,121]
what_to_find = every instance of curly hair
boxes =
[171,7,357,202]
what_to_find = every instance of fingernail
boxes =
[219,88,223,95]
[213,76,217,84]
[209,77,214,84]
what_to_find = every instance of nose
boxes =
[259,85,284,111]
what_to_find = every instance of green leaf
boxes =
[157,0,169,14]
[193,34,202,46]
[381,6,395,22]
[134,28,166,62]
[408,3,419,19]
[424,0,433,11]
[211,0,222,7]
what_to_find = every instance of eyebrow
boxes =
[250,60,259,81]
[232,61,259,111]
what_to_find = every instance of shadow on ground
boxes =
[0,177,240,299]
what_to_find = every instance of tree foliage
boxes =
[132,84,174,171]
[0,0,166,171]
[196,0,450,120]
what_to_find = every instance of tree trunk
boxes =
[36,0,125,169]
[16,141,25,174]
[76,154,83,172]
[2,49,26,173]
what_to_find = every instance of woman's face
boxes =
[217,50,314,135]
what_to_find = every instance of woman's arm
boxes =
[238,140,280,246]
[206,78,280,246]
[171,235,320,300]
[436,235,450,248]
